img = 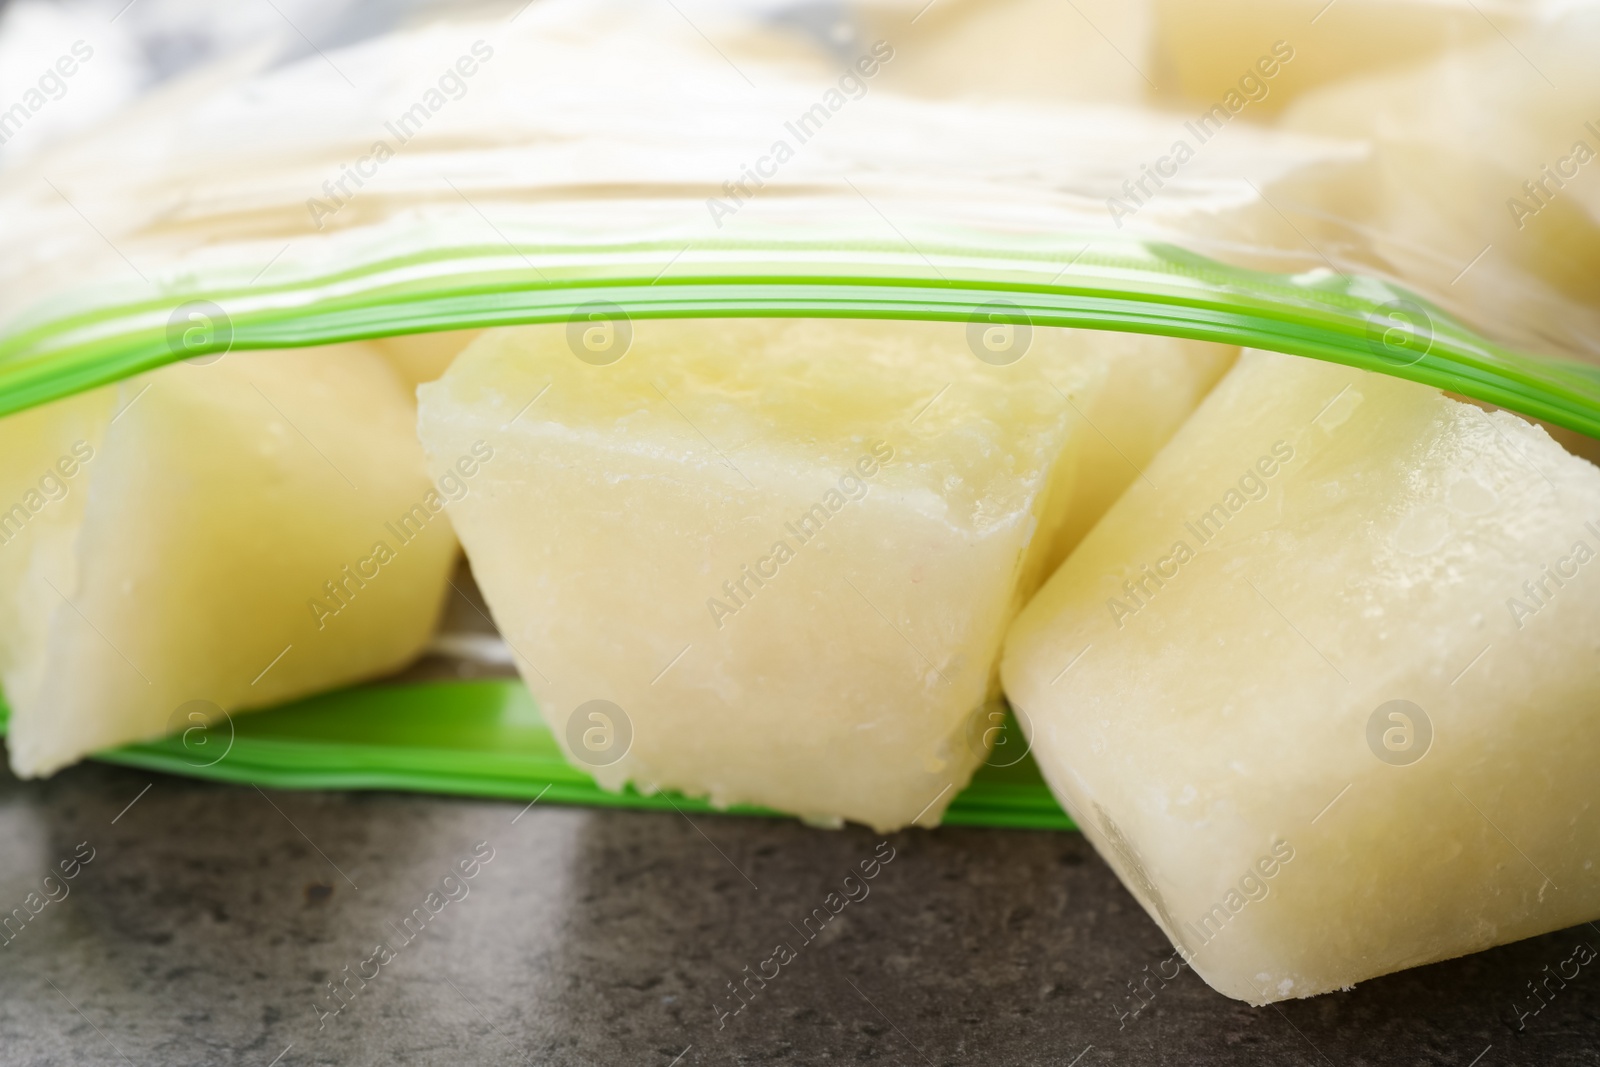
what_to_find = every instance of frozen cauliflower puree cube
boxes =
[418,318,1229,831]
[0,344,457,776]
[1003,349,1600,1003]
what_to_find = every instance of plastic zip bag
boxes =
[0,0,1596,817]
[5,0,1600,1005]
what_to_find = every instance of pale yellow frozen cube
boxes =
[0,344,457,776]
[855,0,1153,104]
[1279,6,1600,357]
[1004,349,1600,1002]
[1153,0,1531,117]
[418,318,1229,830]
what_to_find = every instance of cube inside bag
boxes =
[1004,348,1600,1002]
[0,345,458,776]
[418,317,1231,830]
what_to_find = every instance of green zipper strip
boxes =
[0,682,1075,831]
[3,237,1598,435]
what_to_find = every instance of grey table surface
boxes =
[0,752,1595,1067]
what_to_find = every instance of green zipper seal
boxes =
[3,236,1598,434]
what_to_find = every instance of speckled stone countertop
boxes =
[0,754,1594,1066]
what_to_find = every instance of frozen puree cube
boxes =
[0,344,457,777]
[418,318,1230,831]
[1152,0,1530,117]
[1279,6,1600,360]
[856,0,1153,105]
[1003,349,1600,1002]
